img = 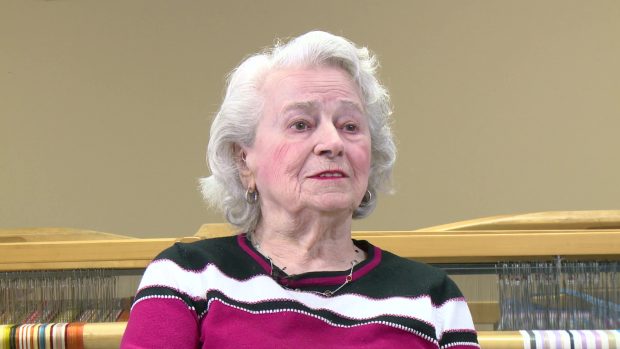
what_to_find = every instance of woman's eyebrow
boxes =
[282,100,363,114]
[282,101,319,114]
[338,100,364,114]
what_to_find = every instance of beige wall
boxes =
[1,1,619,238]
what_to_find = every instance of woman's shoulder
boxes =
[373,247,464,302]
[151,234,240,270]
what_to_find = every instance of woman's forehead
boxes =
[261,67,363,106]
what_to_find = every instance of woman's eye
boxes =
[343,123,358,132]
[291,121,309,131]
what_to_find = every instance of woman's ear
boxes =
[233,144,253,186]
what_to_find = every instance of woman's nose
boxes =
[313,123,344,158]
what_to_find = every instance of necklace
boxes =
[254,242,361,297]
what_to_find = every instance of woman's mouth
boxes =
[310,171,348,179]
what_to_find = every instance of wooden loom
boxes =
[1,210,619,349]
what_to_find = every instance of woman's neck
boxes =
[251,211,363,275]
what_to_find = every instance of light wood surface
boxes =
[0,238,175,271]
[421,210,620,231]
[83,322,128,349]
[356,229,620,263]
[477,331,524,349]
[467,301,501,325]
[0,227,133,243]
[194,223,236,238]
[1,229,619,271]
[3,211,618,270]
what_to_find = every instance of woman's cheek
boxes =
[352,145,372,174]
[257,144,296,185]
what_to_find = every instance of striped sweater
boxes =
[121,234,478,349]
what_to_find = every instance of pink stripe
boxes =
[579,330,588,349]
[356,246,382,275]
[593,330,602,349]
[237,234,272,273]
[122,298,200,348]
[201,301,441,349]
[556,331,566,349]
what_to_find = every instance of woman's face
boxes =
[242,66,371,218]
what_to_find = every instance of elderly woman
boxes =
[121,31,478,348]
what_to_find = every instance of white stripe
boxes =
[21,324,28,349]
[26,324,32,349]
[559,330,571,349]
[19,324,26,349]
[139,260,474,335]
[544,331,555,349]
[583,331,596,349]
[61,323,67,349]
[533,331,543,349]
[612,331,620,349]
[597,330,609,349]
[520,330,531,349]
[436,300,476,337]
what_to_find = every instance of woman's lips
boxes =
[309,171,348,179]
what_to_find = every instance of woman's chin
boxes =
[306,198,357,215]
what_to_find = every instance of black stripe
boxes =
[206,290,437,339]
[439,331,478,347]
[134,286,209,316]
[528,330,536,349]
[567,330,575,349]
[9,324,17,349]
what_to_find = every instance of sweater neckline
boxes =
[236,233,382,288]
